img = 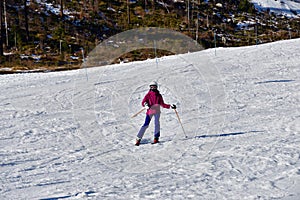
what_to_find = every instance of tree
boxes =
[60,0,64,18]
[24,0,29,42]
[238,0,254,13]
[127,0,130,24]
[3,0,8,48]
[94,0,99,13]
[0,0,3,58]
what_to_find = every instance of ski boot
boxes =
[135,139,141,146]
[152,138,159,144]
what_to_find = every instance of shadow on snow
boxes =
[195,130,264,139]
[255,79,295,84]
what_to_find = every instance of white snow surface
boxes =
[1,39,300,199]
[251,0,300,17]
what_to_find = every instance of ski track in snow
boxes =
[1,39,300,199]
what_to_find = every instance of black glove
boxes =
[171,104,176,109]
[144,102,150,109]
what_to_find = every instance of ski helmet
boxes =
[149,81,158,87]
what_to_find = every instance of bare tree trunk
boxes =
[24,0,29,43]
[4,0,8,48]
[94,0,99,13]
[82,0,87,18]
[152,0,155,12]
[60,0,64,18]
[127,0,130,24]
[0,0,3,57]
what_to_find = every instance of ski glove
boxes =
[171,104,176,109]
[144,102,150,109]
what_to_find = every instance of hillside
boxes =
[0,0,300,72]
[1,36,299,199]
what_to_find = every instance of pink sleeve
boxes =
[159,95,171,109]
[141,93,149,107]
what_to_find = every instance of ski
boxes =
[151,141,159,145]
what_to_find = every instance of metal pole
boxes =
[60,40,62,55]
[214,31,217,56]
[154,40,158,68]
[131,108,146,118]
[288,24,291,39]
[174,109,187,138]
[255,19,258,45]
[81,47,88,81]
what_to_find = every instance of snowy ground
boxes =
[251,0,300,17]
[1,37,300,199]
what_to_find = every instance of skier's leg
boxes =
[154,113,161,139]
[137,115,152,139]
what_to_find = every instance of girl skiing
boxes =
[135,81,176,146]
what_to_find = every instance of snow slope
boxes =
[1,38,300,199]
[251,0,300,17]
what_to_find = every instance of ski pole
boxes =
[174,109,187,138]
[131,108,146,118]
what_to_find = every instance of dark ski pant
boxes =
[137,113,160,139]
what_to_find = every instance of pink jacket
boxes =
[142,90,171,115]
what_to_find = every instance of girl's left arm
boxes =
[159,95,171,109]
